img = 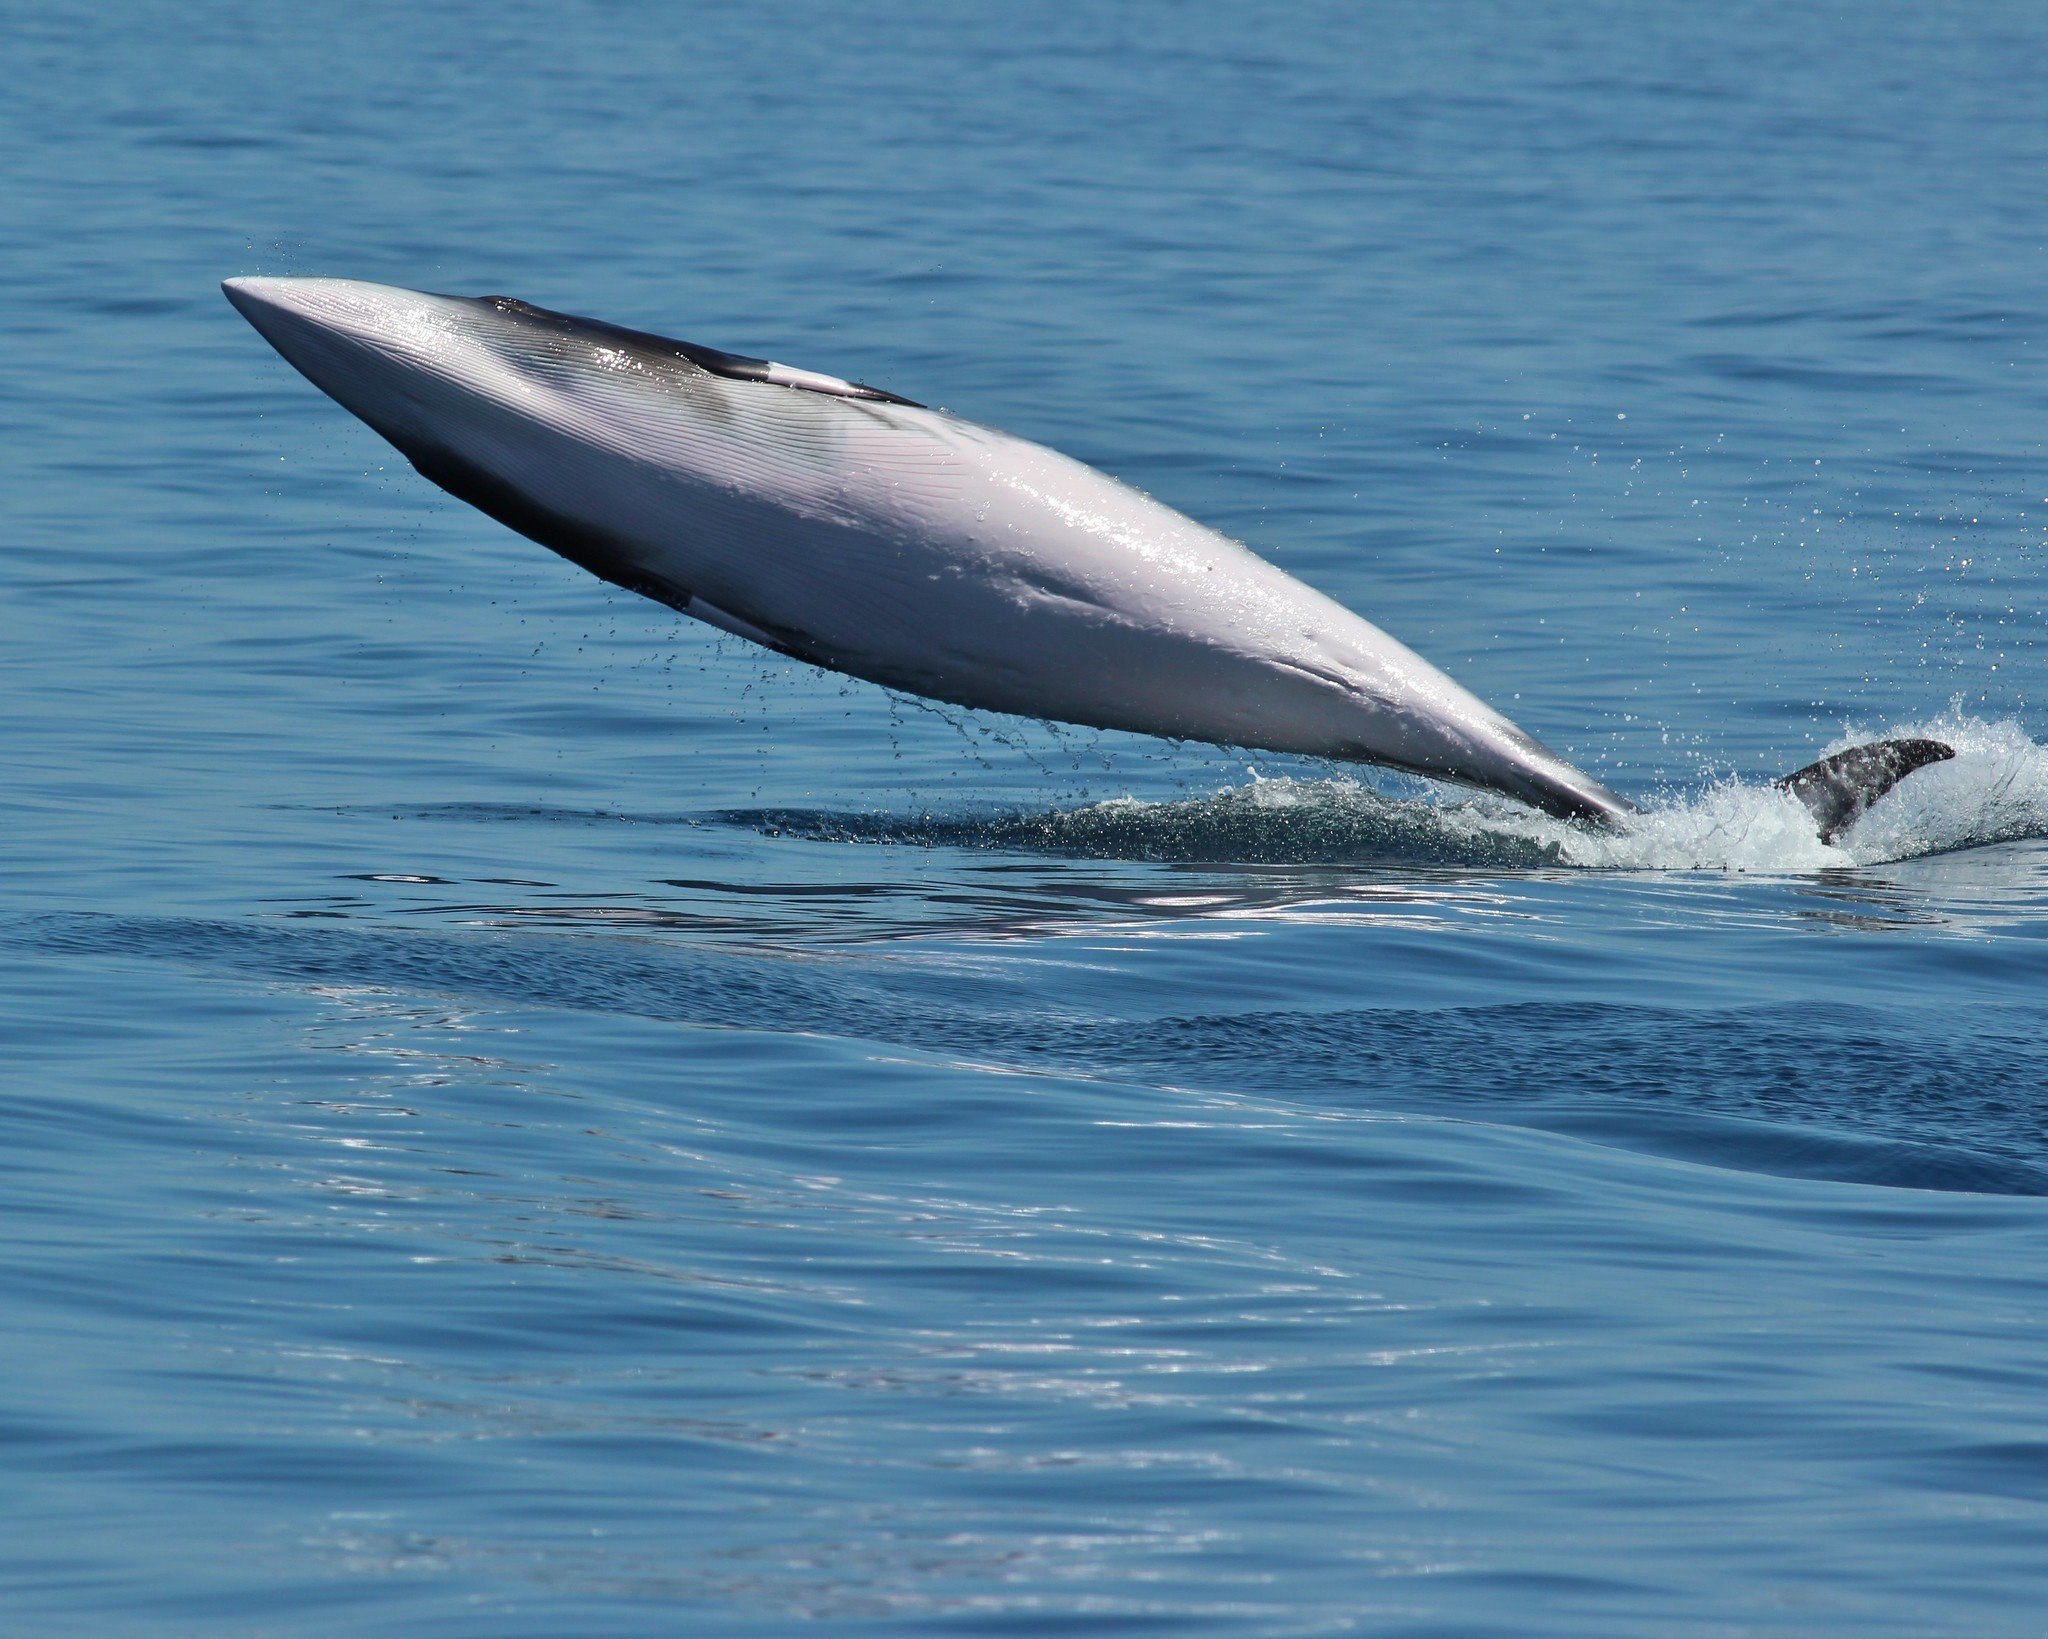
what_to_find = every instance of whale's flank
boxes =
[222,276,1949,836]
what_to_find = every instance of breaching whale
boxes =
[222,276,1949,838]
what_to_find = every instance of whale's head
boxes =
[221,275,717,600]
[223,277,508,450]
[225,276,917,439]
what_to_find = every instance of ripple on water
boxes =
[721,715,2048,872]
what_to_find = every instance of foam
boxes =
[1330,713,2048,870]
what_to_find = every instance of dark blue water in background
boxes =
[5,4,2048,1633]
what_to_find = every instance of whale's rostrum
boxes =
[222,276,1946,834]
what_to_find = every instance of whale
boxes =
[222,276,1949,837]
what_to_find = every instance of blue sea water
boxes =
[5,2,2048,1632]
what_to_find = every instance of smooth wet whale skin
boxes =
[222,275,1633,822]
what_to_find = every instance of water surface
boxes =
[4,4,2048,1633]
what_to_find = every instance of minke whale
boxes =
[222,276,1951,839]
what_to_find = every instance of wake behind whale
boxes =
[222,276,1953,844]
[729,717,2048,873]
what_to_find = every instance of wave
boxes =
[17,909,2048,1195]
[728,714,2048,871]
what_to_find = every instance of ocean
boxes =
[4,3,2048,1633]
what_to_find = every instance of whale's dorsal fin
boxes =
[1777,737,1955,843]
[467,295,926,408]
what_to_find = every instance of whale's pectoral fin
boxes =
[1776,737,1955,843]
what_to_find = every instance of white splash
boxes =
[1030,714,2048,872]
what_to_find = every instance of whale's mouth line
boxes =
[396,438,833,664]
